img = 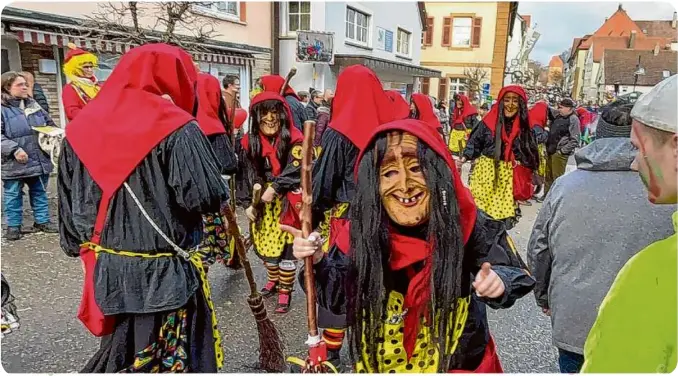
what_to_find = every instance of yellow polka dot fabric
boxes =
[448,129,469,153]
[537,143,547,178]
[251,192,293,260]
[469,155,516,221]
[319,203,349,252]
[354,291,470,373]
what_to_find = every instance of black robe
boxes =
[207,133,237,175]
[463,119,538,171]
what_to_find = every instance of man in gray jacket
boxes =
[526,102,675,373]
[544,98,580,195]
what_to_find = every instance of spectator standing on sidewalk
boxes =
[544,98,580,195]
[582,75,677,373]
[305,89,323,121]
[222,74,241,124]
[527,101,674,373]
[1,71,59,241]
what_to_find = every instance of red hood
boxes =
[329,65,396,150]
[243,91,304,149]
[260,74,301,101]
[483,85,528,161]
[66,43,197,200]
[452,94,478,125]
[196,73,226,136]
[529,101,549,128]
[386,90,411,120]
[411,93,442,130]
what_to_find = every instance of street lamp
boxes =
[633,55,645,92]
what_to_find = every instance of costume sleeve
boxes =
[167,122,229,213]
[1,113,20,159]
[299,245,351,315]
[465,210,535,309]
[532,125,549,144]
[526,193,553,309]
[235,138,255,208]
[271,142,303,196]
[465,114,479,131]
[57,139,82,257]
[208,133,238,175]
[311,130,344,228]
[463,121,489,161]
[62,84,83,121]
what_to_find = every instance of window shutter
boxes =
[239,2,247,22]
[425,17,434,46]
[442,17,451,47]
[422,78,430,95]
[471,17,482,48]
[438,78,448,101]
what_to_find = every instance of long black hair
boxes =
[347,132,466,372]
[247,99,292,178]
[493,98,539,171]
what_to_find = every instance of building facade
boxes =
[275,1,440,97]
[419,1,518,104]
[1,1,273,127]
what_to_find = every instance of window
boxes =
[423,17,434,46]
[421,77,430,95]
[452,17,472,47]
[194,2,239,18]
[438,78,448,102]
[442,17,451,46]
[471,18,482,48]
[288,1,311,32]
[396,28,411,56]
[449,77,468,97]
[346,7,370,45]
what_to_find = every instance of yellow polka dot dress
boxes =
[251,187,294,263]
[448,129,469,154]
[469,156,516,221]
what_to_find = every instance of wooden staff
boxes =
[280,67,298,96]
[251,183,263,219]
[300,120,318,336]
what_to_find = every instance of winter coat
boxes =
[32,82,50,114]
[285,94,308,130]
[305,100,319,121]
[546,112,580,156]
[527,138,675,354]
[1,97,56,180]
[314,106,330,147]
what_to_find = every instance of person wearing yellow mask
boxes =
[61,43,100,121]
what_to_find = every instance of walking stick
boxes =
[221,190,285,372]
[286,120,337,373]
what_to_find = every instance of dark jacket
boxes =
[1,97,56,180]
[32,82,50,114]
[305,100,320,121]
[314,106,330,148]
[285,94,308,130]
[547,112,580,156]
[463,120,538,170]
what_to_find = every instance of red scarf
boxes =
[528,101,549,129]
[411,93,442,130]
[241,91,303,176]
[452,94,478,127]
[195,73,227,136]
[482,85,527,162]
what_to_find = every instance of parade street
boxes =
[0,174,559,373]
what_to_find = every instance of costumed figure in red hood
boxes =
[459,86,539,229]
[410,93,444,138]
[386,90,412,120]
[61,43,101,121]
[283,119,535,373]
[238,90,305,314]
[449,94,479,156]
[194,73,241,271]
[260,74,308,130]
[310,65,398,366]
[58,44,228,372]
[528,101,553,200]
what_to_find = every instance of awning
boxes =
[334,54,441,78]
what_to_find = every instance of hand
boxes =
[455,158,463,171]
[261,186,277,203]
[472,262,505,298]
[542,307,551,316]
[245,206,256,221]
[280,225,323,264]
[14,149,28,164]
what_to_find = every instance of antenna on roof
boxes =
[618,3,623,11]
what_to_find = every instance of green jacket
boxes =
[582,212,677,373]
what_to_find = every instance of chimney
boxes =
[672,12,677,29]
[629,30,636,49]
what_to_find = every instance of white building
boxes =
[275,1,440,97]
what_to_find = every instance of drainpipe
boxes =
[272,2,280,75]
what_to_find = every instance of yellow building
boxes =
[420,1,518,102]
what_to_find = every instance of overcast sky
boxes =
[519,1,677,64]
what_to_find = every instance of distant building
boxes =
[547,55,563,86]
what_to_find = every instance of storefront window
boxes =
[94,53,120,83]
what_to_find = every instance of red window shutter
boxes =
[442,17,451,47]
[438,79,448,101]
[471,17,482,48]
[425,17,434,46]
[422,78,430,95]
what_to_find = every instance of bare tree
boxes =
[549,70,564,87]
[78,2,219,52]
[527,60,546,86]
[463,66,489,101]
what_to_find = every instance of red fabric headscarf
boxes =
[452,94,478,127]
[260,74,301,101]
[528,101,549,129]
[337,119,477,359]
[196,73,227,136]
[329,65,397,150]
[66,43,198,200]
[482,85,528,162]
[241,91,304,176]
[385,90,410,120]
[411,93,442,130]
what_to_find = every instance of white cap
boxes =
[630,75,677,133]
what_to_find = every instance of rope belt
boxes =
[81,241,224,369]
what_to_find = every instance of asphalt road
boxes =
[0,174,559,373]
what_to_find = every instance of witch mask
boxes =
[379,132,431,227]
[503,92,520,118]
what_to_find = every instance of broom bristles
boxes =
[248,294,286,372]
